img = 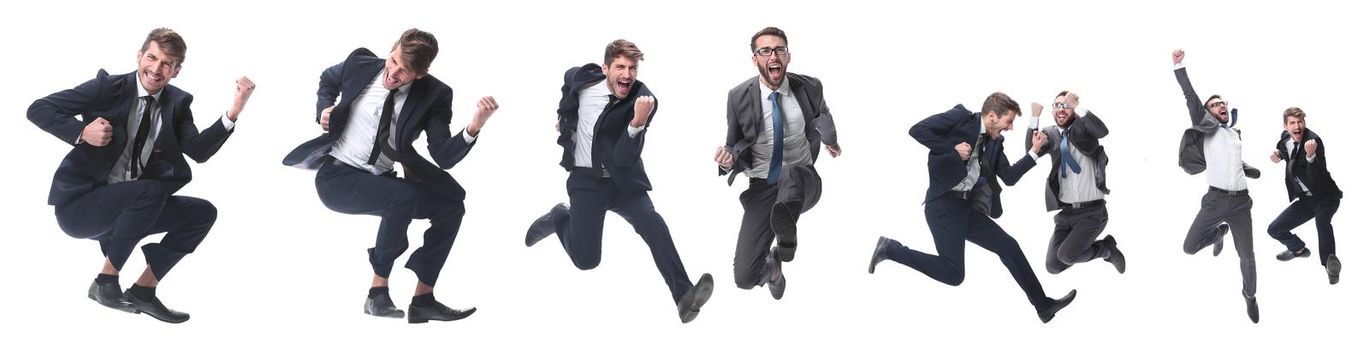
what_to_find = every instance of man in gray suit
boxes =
[1023,91,1125,275]
[1172,49,1262,323]
[713,27,841,299]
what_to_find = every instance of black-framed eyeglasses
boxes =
[1052,102,1070,109]
[1207,101,1227,108]
[755,46,790,57]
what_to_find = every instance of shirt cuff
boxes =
[1074,106,1089,118]
[462,128,477,143]
[220,114,236,131]
[1306,154,1317,163]
[1029,150,1041,161]
[1174,63,1185,70]
[627,125,645,138]
[1029,116,1040,130]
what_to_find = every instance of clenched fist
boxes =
[955,142,972,161]
[467,96,499,136]
[227,77,256,121]
[631,95,655,128]
[81,117,113,146]
[320,105,335,131]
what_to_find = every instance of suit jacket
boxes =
[1275,129,1341,201]
[283,48,475,201]
[29,69,233,206]
[718,73,839,185]
[911,104,1037,219]
[555,63,656,192]
[1174,67,1260,178]
[1024,112,1111,211]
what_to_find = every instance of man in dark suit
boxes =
[27,28,255,323]
[866,92,1078,323]
[1171,49,1262,323]
[525,39,715,324]
[713,27,841,299]
[1267,107,1342,285]
[1022,91,1125,275]
[283,29,497,323]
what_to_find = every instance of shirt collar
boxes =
[757,75,791,97]
[135,74,163,102]
[376,70,414,95]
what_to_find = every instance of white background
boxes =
[1,0,1363,348]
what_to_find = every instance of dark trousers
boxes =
[1183,190,1255,297]
[885,195,1052,310]
[54,180,216,280]
[1045,204,1111,274]
[733,165,822,288]
[315,162,464,287]
[547,171,692,303]
[1268,195,1340,266]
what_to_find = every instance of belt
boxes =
[572,167,611,178]
[1062,199,1106,210]
[321,155,396,177]
[1209,186,1249,195]
[948,190,973,200]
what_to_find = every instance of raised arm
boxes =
[1172,49,1206,126]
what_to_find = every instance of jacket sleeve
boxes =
[911,106,964,155]
[426,86,472,169]
[28,70,108,145]
[995,143,1038,186]
[316,61,345,124]
[176,94,234,163]
[1175,67,1206,126]
[809,78,839,147]
[614,92,655,165]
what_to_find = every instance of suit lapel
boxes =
[334,58,385,130]
[746,79,764,138]
[395,78,426,147]
[789,76,814,124]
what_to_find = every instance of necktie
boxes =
[1059,129,1082,177]
[367,89,399,165]
[130,96,155,179]
[590,94,618,170]
[767,92,784,185]
[976,134,989,187]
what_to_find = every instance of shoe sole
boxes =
[680,275,714,323]
[364,308,406,318]
[771,204,798,262]
[868,237,890,274]
[1328,256,1342,285]
[526,204,568,247]
[88,292,138,313]
[769,275,786,300]
[409,307,477,324]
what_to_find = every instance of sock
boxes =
[94,273,119,285]
[368,286,389,298]
[412,292,437,306]
[129,284,156,300]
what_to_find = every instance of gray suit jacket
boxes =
[1024,111,1110,211]
[1174,67,1260,179]
[718,73,839,185]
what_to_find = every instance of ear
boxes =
[416,72,429,80]
[601,63,611,76]
[171,65,181,79]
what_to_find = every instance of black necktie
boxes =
[589,94,618,169]
[367,89,399,165]
[130,96,155,179]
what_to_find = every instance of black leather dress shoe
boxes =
[1212,223,1229,257]
[868,236,894,274]
[1244,294,1259,324]
[408,300,476,324]
[1275,247,1311,261]
[364,293,405,318]
[526,203,568,247]
[766,247,785,300]
[1102,235,1126,274]
[771,202,800,262]
[1037,289,1077,324]
[1326,254,1341,285]
[88,281,136,313]
[124,290,190,324]
[677,273,714,324]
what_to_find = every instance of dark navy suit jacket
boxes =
[910,104,1037,219]
[555,63,656,193]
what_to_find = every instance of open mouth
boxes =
[767,64,782,79]
[616,80,631,93]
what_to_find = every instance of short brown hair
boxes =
[1283,107,1306,123]
[1056,90,1070,99]
[603,39,644,66]
[750,27,788,52]
[1205,94,1223,108]
[140,28,187,67]
[981,92,1021,117]
[393,28,439,74]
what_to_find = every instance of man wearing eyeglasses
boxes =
[713,27,841,299]
[1267,107,1342,285]
[1022,92,1125,276]
[1172,49,1262,323]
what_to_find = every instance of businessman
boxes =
[1267,107,1342,285]
[867,92,1078,323]
[526,39,715,324]
[714,27,842,299]
[283,29,496,323]
[28,28,255,323]
[1023,92,1125,275]
[1172,49,1262,323]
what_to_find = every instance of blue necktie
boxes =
[767,92,784,185]
[1059,129,1081,177]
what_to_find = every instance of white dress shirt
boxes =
[745,76,811,179]
[1205,126,1247,191]
[573,80,643,168]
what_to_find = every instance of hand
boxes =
[1030,131,1046,154]
[1172,49,1185,65]
[227,77,256,121]
[81,117,113,146]
[955,142,972,161]
[1304,139,1318,157]
[1030,102,1044,117]
[714,146,734,169]
[1269,150,1282,163]
[631,96,655,128]
[320,105,335,131]
[467,96,498,136]
[1064,92,1080,107]
[826,143,842,157]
